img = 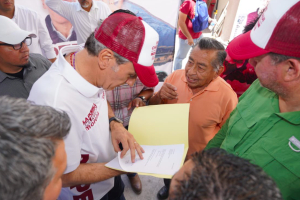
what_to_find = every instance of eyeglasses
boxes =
[0,37,32,50]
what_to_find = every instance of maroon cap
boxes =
[95,13,160,87]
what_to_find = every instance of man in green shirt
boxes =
[205,0,300,199]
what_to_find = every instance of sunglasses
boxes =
[0,37,32,50]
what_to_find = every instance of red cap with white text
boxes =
[94,13,159,87]
[227,0,300,60]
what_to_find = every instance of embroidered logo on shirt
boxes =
[289,136,300,152]
[82,103,99,131]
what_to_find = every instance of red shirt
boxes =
[178,0,202,40]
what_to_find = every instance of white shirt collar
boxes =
[12,4,19,20]
[57,45,102,97]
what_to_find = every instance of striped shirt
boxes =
[106,78,153,126]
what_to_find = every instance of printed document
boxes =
[106,144,184,175]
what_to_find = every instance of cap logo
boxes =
[151,41,159,60]
[253,5,268,31]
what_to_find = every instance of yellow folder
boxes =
[128,103,189,178]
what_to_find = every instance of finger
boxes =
[120,139,130,159]
[127,101,133,110]
[112,140,121,152]
[139,101,145,107]
[135,143,144,160]
[165,83,177,91]
[161,89,178,99]
[129,139,136,163]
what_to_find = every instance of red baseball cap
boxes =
[94,13,159,87]
[227,0,300,60]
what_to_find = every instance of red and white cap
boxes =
[0,15,36,45]
[95,13,159,87]
[227,0,300,60]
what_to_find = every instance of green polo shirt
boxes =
[206,79,300,200]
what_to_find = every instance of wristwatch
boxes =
[109,117,123,124]
[136,96,146,102]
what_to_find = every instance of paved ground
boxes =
[122,174,164,200]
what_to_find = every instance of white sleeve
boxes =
[45,0,75,22]
[36,14,56,59]
[63,110,83,174]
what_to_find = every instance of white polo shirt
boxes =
[28,45,116,200]
[13,5,56,59]
[45,0,111,44]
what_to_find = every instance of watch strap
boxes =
[109,117,123,124]
[136,96,146,102]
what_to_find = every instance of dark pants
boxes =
[100,176,126,200]
[164,178,171,189]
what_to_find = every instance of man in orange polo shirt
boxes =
[149,37,238,200]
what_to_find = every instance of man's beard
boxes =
[81,1,90,8]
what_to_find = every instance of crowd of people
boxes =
[0,0,299,200]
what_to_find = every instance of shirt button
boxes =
[236,152,239,155]
[190,99,192,101]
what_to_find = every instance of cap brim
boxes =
[227,31,270,60]
[133,62,159,87]
[2,31,36,45]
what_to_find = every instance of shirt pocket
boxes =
[261,144,300,199]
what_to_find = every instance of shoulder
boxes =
[15,4,39,18]
[29,53,52,68]
[215,77,238,100]
[94,1,111,11]
[28,66,74,108]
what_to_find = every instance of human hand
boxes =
[187,37,194,46]
[157,83,178,100]
[110,122,145,163]
[127,97,146,110]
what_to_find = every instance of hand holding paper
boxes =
[106,104,190,178]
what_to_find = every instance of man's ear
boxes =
[282,59,300,82]
[215,65,224,78]
[98,49,115,70]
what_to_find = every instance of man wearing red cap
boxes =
[28,11,159,200]
[206,0,300,199]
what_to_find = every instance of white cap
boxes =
[0,15,36,45]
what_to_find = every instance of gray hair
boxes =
[0,96,71,140]
[195,37,227,72]
[0,134,55,200]
[0,96,71,200]
[269,52,300,65]
[84,20,129,65]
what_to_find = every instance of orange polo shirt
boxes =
[161,70,238,157]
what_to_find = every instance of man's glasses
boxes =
[0,37,32,50]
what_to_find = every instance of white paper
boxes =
[106,144,184,176]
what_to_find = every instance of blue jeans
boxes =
[173,35,203,71]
